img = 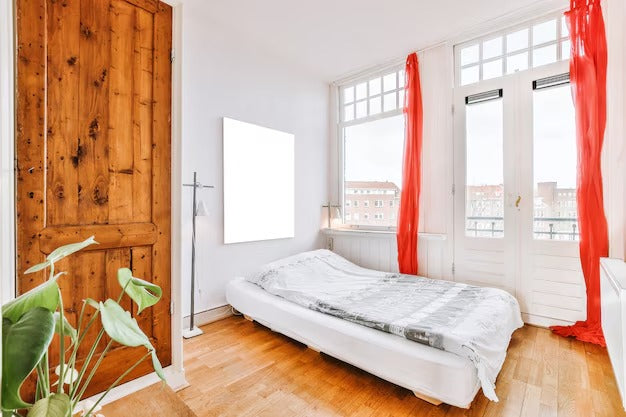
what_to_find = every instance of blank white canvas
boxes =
[223,117,295,244]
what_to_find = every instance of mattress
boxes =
[226,277,481,408]
[247,249,522,401]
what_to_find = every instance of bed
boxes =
[225,250,522,408]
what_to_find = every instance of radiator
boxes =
[600,257,626,411]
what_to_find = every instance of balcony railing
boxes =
[466,216,579,240]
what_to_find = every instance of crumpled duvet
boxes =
[247,249,523,401]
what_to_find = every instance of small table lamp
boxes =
[322,202,342,229]
[183,172,213,339]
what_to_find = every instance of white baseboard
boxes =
[78,365,188,409]
[183,304,233,329]
[522,312,574,328]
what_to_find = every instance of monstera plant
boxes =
[1,237,165,417]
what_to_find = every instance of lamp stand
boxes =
[182,171,214,339]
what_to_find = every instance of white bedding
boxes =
[226,277,481,407]
[247,249,523,401]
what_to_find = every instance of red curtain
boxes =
[397,53,423,275]
[550,0,609,346]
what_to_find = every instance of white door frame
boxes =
[453,59,584,326]
[0,0,15,305]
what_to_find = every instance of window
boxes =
[464,90,504,238]
[339,67,405,230]
[457,13,570,86]
[532,76,578,240]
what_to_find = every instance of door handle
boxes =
[515,195,521,208]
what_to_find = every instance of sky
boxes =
[343,83,576,192]
[466,84,576,189]
[344,114,404,189]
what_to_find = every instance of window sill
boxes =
[321,228,447,241]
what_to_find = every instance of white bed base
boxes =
[226,278,481,408]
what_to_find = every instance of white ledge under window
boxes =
[321,228,447,241]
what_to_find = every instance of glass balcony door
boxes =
[454,60,585,324]
[453,75,518,294]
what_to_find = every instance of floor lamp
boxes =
[183,171,213,339]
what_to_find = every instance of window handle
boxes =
[515,195,521,208]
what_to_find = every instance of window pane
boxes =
[383,92,397,112]
[533,19,557,46]
[507,52,528,74]
[507,29,529,52]
[461,44,479,65]
[561,40,571,60]
[398,89,405,108]
[533,84,578,240]
[398,70,405,89]
[344,104,354,122]
[533,44,557,67]
[465,98,504,238]
[356,82,367,100]
[483,37,503,60]
[369,78,381,96]
[461,65,479,85]
[482,59,503,80]
[356,100,367,119]
[383,73,397,92]
[369,96,381,115]
[344,86,354,104]
[561,18,569,38]
[344,115,404,227]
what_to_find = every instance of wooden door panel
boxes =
[16,0,172,397]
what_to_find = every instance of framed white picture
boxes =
[223,117,295,244]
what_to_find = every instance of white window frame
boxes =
[336,64,405,232]
[455,11,570,86]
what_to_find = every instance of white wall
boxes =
[0,0,15,304]
[179,0,329,316]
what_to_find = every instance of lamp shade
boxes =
[195,200,209,217]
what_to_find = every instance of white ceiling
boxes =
[201,0,566,81]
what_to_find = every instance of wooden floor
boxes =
[177,316,625,417]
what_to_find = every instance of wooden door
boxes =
[15,0,172,395]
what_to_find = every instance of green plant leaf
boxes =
[117,268,162,314]
[53,311,77,342]
[2,307,55,410]
[26,393,70,417]
[2,275,61,323]
[84,298,100,310]
[25,236,98,274]
[99,299,165,381]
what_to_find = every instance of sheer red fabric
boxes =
[397,53,423,275]
[550,0,608,346]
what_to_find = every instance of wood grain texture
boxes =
[38,222,157,253]
[173,316,626,417]
[101,383,197,417]
[151,0,173,369]
[16,0,172,398]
